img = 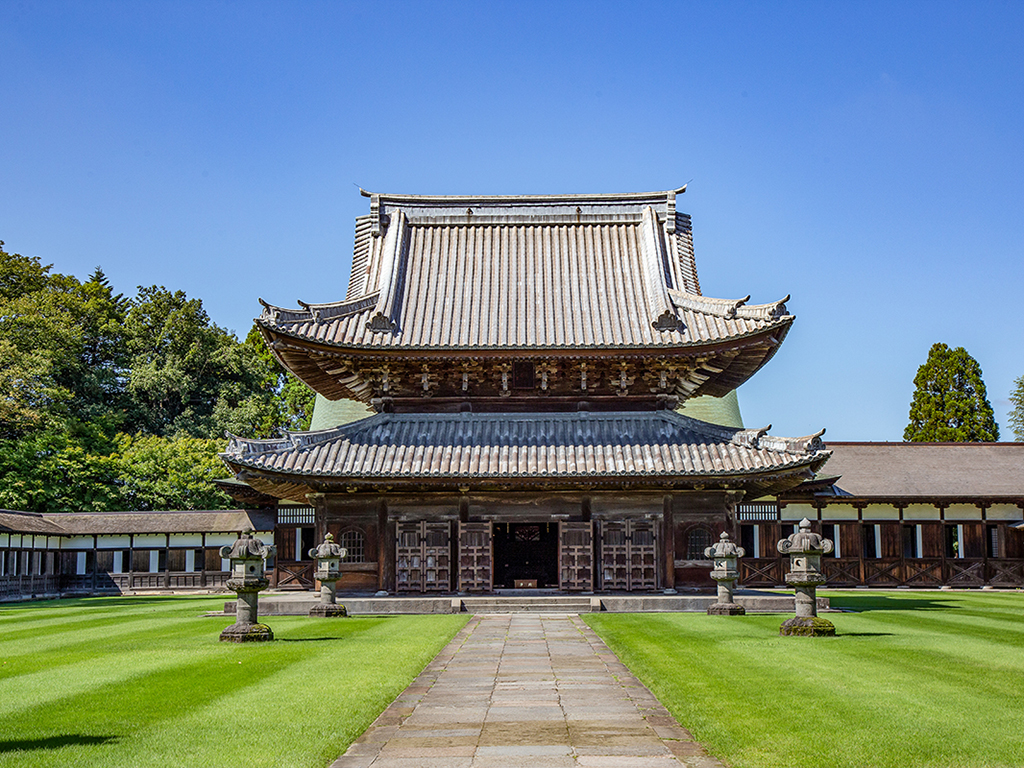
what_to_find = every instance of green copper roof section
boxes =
[309,390,743,431]
[676,390,744,429]
[308,393,373,431]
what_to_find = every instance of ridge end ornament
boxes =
[365,312,397,334]
[652,310,686,333]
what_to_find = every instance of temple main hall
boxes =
[221,188,831,593]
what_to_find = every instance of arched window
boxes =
[687,527,712,560]
[339,529,366,563]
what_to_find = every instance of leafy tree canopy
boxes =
[0,239,316,511]
[115,433,233,511]
[904,342,999,442]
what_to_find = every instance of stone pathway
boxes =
[330,614,726,768]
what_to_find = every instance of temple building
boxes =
[220,188,831,593]
[2,189,1021,602]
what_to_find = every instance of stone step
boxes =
[460,597,596,613]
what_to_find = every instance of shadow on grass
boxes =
[278,636,349,643]
[827,594,956,612]
[0,734,118,752]
[836,632,896,637]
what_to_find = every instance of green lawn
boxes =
[0,596,467,768]
[586,591,1024,768]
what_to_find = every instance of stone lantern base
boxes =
[779,616,835,637]
[707,602,746,616]
[309,603,348,618]
[220,622,275,643]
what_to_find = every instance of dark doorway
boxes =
[493,522,558,588]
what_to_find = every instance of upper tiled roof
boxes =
[797,442,1024,501]
[257,189,792,352]
[222,411,829,498]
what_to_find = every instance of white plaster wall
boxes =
[781,503,816,521]
[822,504,858,520]
[946,504,982,520]
[904,504,940,520]
[63,536,95,550]
[169,533,203,547]
[862,504,899,520]
[206,533,242,547]
[96,535,131,549]
[133,534,167,547]
[987,504,1023,521]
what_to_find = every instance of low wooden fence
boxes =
[739,557,1024,588]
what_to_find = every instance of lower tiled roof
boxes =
[799,442,1024,500]
[222,411,828,484]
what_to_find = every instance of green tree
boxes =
[0,243,82,437]
[1,240,298,511]
[243,325,316,434]
[1009,375,1024,441]
[115,433,233,510]
[0,429,122,513]
[904,343,999,442]
[124,287,276,438]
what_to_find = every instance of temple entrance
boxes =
[493,522,559,589]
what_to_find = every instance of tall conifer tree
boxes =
[904,343,998,442]
[1009,375,1024,441]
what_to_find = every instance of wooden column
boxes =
[663,495,675,590]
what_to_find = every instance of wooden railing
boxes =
[739,557,1024,588]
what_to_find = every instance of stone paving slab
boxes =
[329,614,726,768]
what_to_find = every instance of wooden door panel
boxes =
[458,522,493,593]
[599,521,629,590]
[560,522,593,592]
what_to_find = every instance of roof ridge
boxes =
[358,187,688,204]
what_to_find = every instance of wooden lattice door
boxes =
[628,520,658,590]
[559,522,593,592]
[458,522,493,593]
[599,520,658,591]
[395,521,452,593]
[599,521,629,590]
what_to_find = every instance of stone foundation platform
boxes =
[224,590,830,616]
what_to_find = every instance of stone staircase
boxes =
[458,595,597,614]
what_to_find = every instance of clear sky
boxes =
[2,1,1021,441]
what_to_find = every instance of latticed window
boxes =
[340,529,366,563]
[278,506,314,525]
[686,527,712,560]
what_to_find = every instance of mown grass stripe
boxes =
[0,597,467,768]
[586,592,1024,768]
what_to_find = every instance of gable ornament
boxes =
[366,312,397,334]
[651,310,686,333]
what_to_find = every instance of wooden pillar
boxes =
[663,495,675,590]
[378,498,392,592]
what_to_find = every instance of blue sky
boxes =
[2,1,1021,441]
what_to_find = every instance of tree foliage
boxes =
[0,240,315,512]
[115,434,233,511]
[1009,375,1024,442]
[904,343,999,442]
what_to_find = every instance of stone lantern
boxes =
[705,531,746,615]
[308,533,349,617]
[777,518,835,636]
[219,529,277,642]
